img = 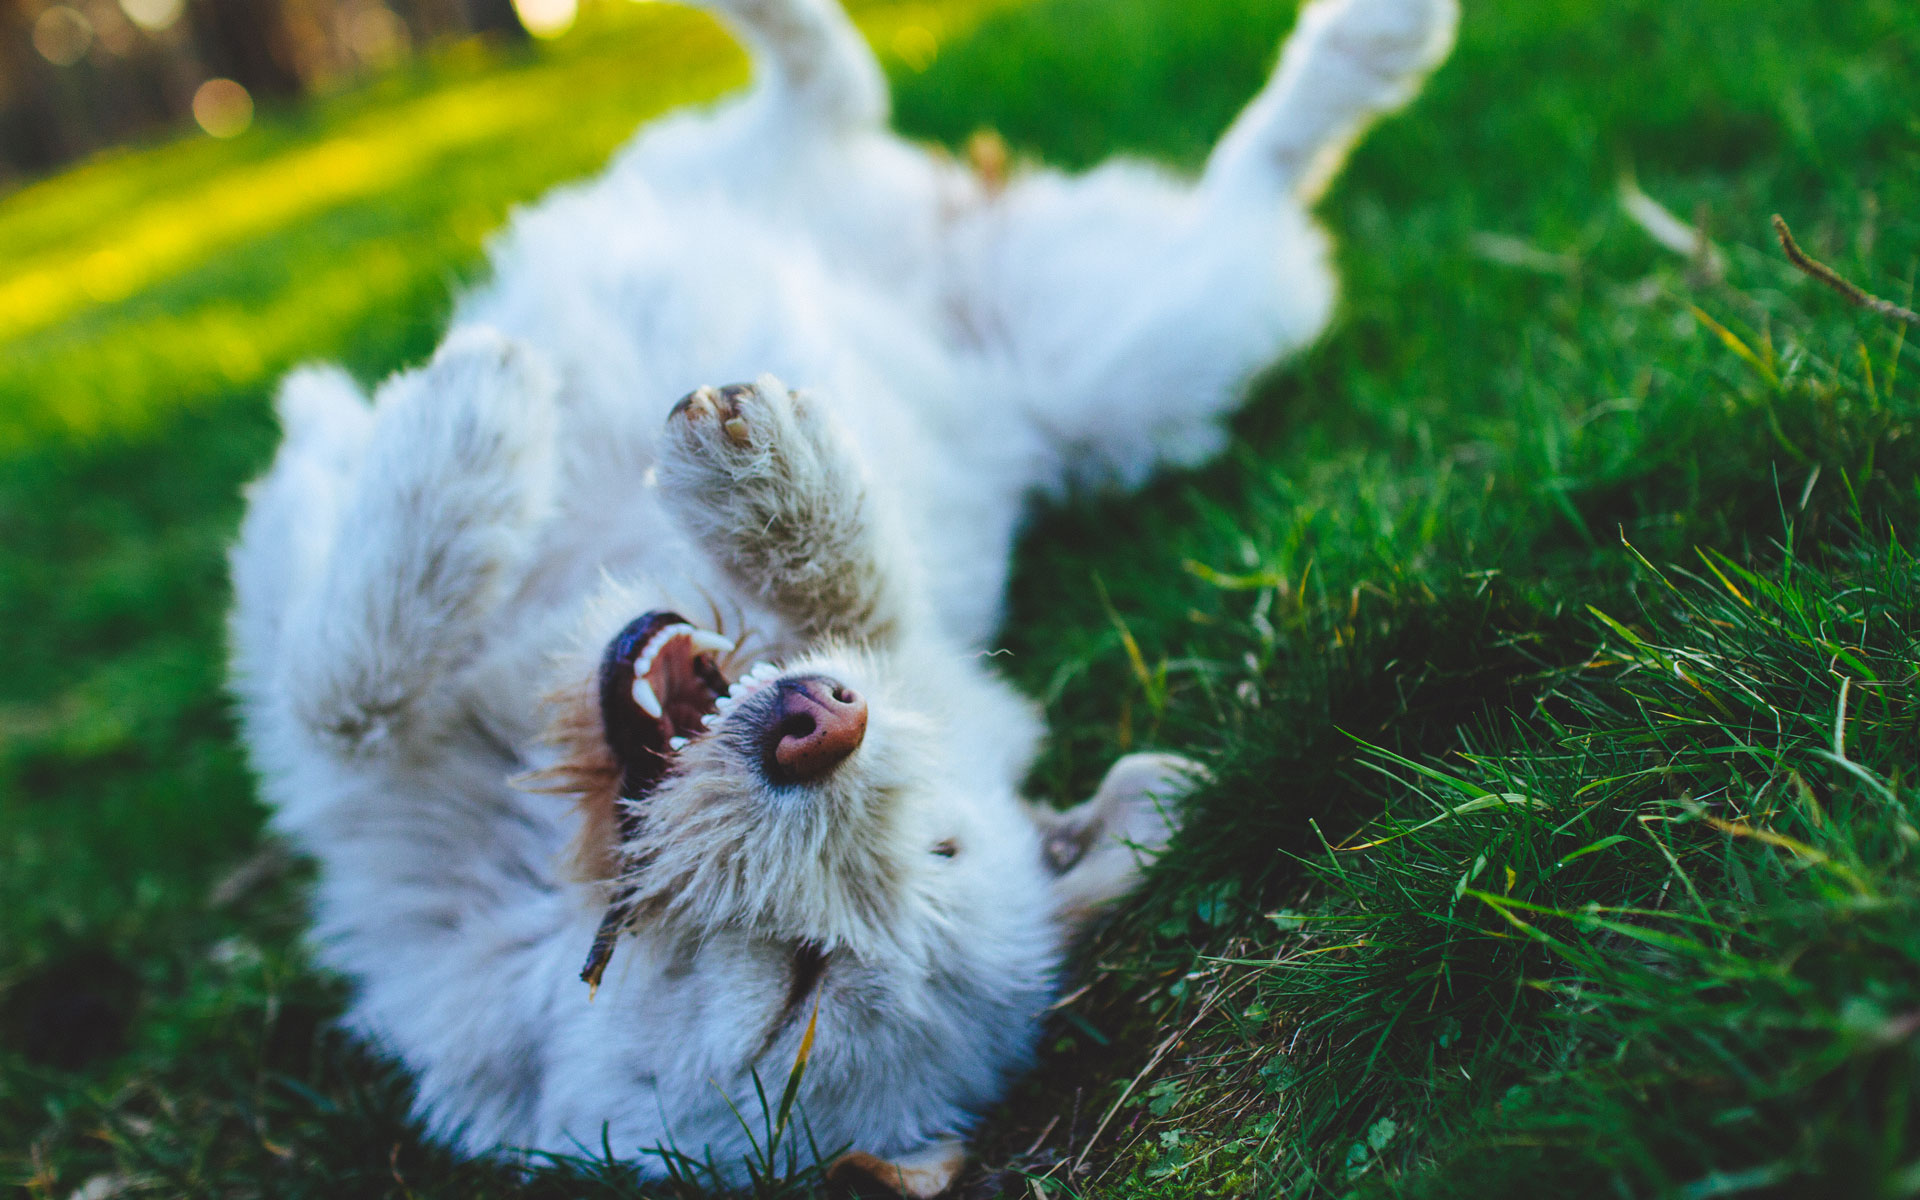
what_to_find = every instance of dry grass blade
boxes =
[773,994,821,1141]
[1773,214,1920,326]
[1620,177,1726,279]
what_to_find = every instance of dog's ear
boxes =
[518,675,624,881]
[829,1139,966,1198]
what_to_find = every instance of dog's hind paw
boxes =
[1043,752,1203,926]
[829,1139,965,1198]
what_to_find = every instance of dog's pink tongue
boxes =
[768,678,867,782]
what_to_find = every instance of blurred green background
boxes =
[3,0,1919,1196]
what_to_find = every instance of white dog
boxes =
[227,0,1454,1191]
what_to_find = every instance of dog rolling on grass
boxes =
[226,0,1455,1190]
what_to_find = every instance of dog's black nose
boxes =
[760,676,866,784]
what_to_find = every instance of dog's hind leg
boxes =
[963,0,1456,493]
[699,0,887,131]
[1201,0,1458,206]
[260,328,558,762]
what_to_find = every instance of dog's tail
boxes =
[1201,0,1459,206]
[697,0,887,131]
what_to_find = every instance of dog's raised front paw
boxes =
[659,375,844,526]
[657,375,907,645]
[279,327,558,755]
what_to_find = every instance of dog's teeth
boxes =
[641,624,693,660]
[637,624,711,680]
[688,630,735,655]
[632,678,663,718]
[669,736,688,751]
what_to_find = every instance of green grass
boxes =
[3,0,1919,1196]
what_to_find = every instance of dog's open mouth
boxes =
[584,610,782,991]
[595,609,786,801]
[598,610,731,797]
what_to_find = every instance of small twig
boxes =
[1772,213,1919,326]
[1047,981,1093,1011]
[205,838,292,908]
[1020,1114,1061,1160]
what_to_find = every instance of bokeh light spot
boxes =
[118,0,183,33]
[33,6,94,66]
[513,0,577,39]
[192,79,254,139]
[346,3,410,69]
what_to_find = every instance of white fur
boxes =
[227,0,1454,1185]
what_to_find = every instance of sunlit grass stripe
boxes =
[0,8,741,346]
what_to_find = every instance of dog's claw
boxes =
[671,385,721,423]
[671,381,760,447]
[671,383,761,448]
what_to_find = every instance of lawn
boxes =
[2,0,1918,1196]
